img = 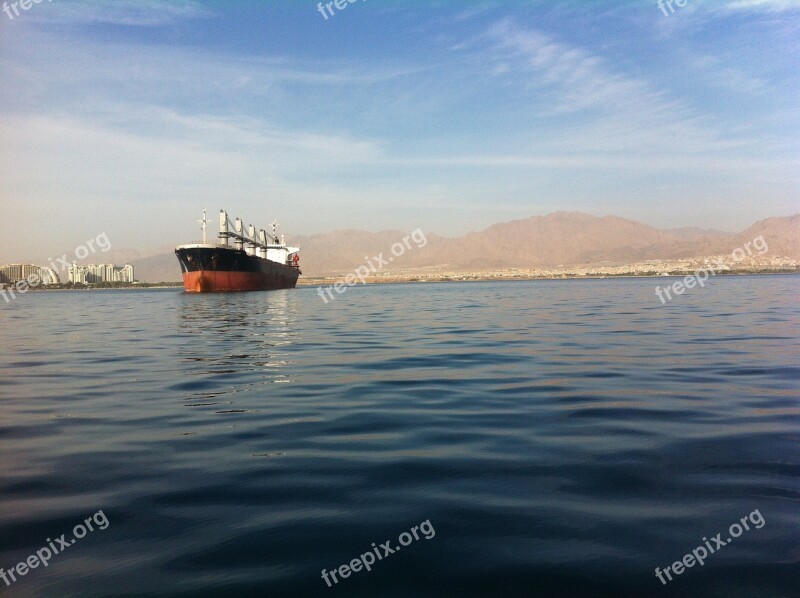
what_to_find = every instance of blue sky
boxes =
[1,0,798,261]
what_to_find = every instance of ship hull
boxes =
[175,246,300,293]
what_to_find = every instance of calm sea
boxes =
[1,276,798,597]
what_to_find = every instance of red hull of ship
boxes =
[182,270,297,293]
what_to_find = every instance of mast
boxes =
[219,210,230,246]
[198,209,208,244]
[272,221,279,244]
[234,218,244,251]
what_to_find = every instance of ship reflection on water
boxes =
[175,290,301,407]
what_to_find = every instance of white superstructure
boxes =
[216,210,300,267]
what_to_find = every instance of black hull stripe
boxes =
[175,247,299,278]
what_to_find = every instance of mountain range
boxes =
[123,212,800,282]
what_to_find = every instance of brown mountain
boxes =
[130,212,800,282]
[729,215,800,259]
[421,212,681,269]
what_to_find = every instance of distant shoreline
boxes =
[0,283,184,292]
[3,268,797,294]
[298,267,800,286]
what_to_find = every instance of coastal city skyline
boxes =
[1,0,798,265]
[0,262,135,286]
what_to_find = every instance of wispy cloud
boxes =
[723,0,800,12]
[471,19,737,154]
[481,19,659,115]
[27,0,213,26]
[454,3,494,22]
[692,56,769,95]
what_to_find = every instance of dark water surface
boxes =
[1,277,798,597]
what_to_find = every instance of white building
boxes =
[68,263,134,283]
[0,264,60,285]
[68,264,85,284]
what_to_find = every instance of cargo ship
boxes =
[175,210,301,293]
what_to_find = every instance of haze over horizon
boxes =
[1,0,798,264]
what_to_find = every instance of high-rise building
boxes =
[112,264,135,282]
[68,264,85,283]
[67,263,135,284]
[0,264,59,285]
